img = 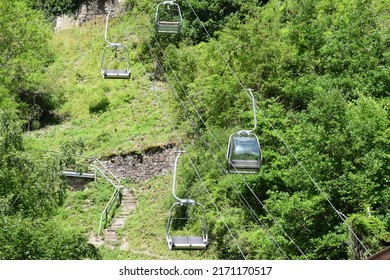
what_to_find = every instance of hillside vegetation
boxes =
[0,0,389,260]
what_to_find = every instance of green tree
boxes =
[26,0,84,21]
[0,110,66,217]
[0,0,57,128]
[0,109,100,259]
[0,215,100,260]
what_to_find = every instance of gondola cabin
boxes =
[226,131,262,174]
[155,1,183,34]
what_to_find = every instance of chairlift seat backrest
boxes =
[155,1,183,34]
[228,159,260,174]
[156,21,182,34]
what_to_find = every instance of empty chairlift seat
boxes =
[166,201,209,251]
[155,1,183,34]
[101,10,131,79]
[62,170,96,179]
[101,45,131,79]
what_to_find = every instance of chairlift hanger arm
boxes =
[171,151,198,204]
[172,151,184,202]
[159,1,180,8]
[247,88,257,132]
[100,8,131,80]
[104,9,122,47]
[166,150,209,250]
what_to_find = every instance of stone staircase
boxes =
[103,187,136,247]
[90,187,136,249]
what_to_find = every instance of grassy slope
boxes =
[24,15,217,259]
[24,15,176,158]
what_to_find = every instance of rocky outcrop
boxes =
[55,0,125,31]
[101,143,177,182]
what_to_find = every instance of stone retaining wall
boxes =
[101,144,177,182]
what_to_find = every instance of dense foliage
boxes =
[0,0,100,259]
[26,0,84,21]
[159,0,390,259]
[0,0,63,130]
[0,109,100,259]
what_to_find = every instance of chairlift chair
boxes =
[155,1,183,34]
[101,44,131,79]
[166,151,209,250]
[226,130,262,174]
[166,200,209,250]
[101,9,131,79]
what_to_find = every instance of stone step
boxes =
[104,228,118,233]
[112,220,125,224]
[104,234,117,239]
[122,199,136,203]
[122,202,136,206]
[104,235,117,240]
[110,224,124,229]
[104,238,117,243]
[121,196,135,199]
[99,186,137,248]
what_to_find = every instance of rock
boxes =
[101,144,176,182]
[55,0,125,31]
